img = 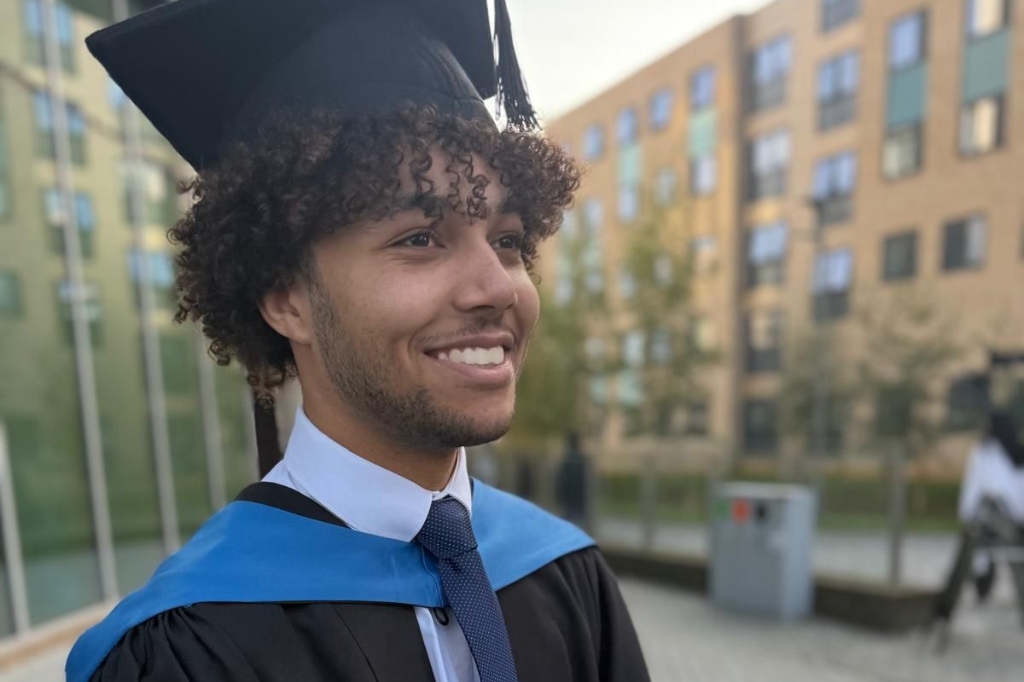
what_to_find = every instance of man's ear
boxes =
[259,279,314,346]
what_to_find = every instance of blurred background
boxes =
[0,0,1022,680]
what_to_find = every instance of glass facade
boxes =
[0,1,257,635]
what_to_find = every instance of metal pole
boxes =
[887,441,906,586]
[811,203,830,468]
[40,0,118,601]
[112,0,181,555]
[640,453,657,550]
[196,333,226,511]
[0,422,31,633]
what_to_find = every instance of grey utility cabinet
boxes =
[709,483,817,620]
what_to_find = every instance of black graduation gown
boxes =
[89,483,650,682]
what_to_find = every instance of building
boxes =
[0,0,257,638]
[544,0,1024,473]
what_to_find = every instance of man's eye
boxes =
[495,234,524,250]
[397,231,437,247]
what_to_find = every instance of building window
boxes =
[960,95,1004,156]
[583,124,604,161]
[890,11,927,71]
[34,92,86,164]
[966,0,1010,39]
[946,373,990,431]
[618,184,639,222]
[883,123,922,180]
[124,160,173,225]
[690,66,716,111]
[942,214,987,271]
[747,222,788,287]
[812,152,857,226]
[747,129,790,201]
[812,248,853,322]
[127,249,176,307]
[0,271,22,317]
[744,399,779,453]
[690,154,717,195]
[685,402,710,436]
[746,310,784,373]
[650,328,672,365]
[691,235,718,274]
[750,36,792,112]
[23,0,75,72]
[654,167,677,206]
[882,231,918,281]
[617,108,639,146]
[649,88,673,132]
[818,50,859,130]
[43,188,95,257]
[56,279,103,346]
[822,0,861,32]
[622,330,646,368]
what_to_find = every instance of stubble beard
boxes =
[308,275,516,451]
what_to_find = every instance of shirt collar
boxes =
[269,407,472,542]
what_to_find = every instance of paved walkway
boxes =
[622,578,1022,682]
[3,577,1020,682]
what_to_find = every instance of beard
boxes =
[308,272,514,451]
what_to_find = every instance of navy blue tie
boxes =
[416,497,519,682]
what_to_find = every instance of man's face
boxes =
[305,151,539,451]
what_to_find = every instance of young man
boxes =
[66,1,651,681]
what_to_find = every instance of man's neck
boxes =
[301,396,459,492]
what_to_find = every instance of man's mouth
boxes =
[428,346,507,367]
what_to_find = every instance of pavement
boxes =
[3,576,1020,682]
[623,578,1023,682]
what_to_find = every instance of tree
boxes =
[613,202,711,438]
[507,208,610,448]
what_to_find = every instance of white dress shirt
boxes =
[264,408,481,682]
[958,439,1024,524]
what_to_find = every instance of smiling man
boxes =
[65,1,650,681]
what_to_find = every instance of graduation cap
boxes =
[86,0,538,171]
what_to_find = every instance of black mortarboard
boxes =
[86,0,537,170]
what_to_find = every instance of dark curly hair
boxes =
[169,104,580,394]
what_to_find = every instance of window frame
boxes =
[881,230,918,282]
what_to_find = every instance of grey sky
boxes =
[506,0,769,121]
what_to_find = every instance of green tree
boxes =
[614,203,711,437]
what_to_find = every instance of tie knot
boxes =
[416,497,477,560]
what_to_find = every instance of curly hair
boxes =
[169,104,581,394]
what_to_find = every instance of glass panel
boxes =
[617,108,638,145]
[687,109,717,158]
[889,12,924,70]
[4,411,102,625]
[169,412,212,539]
[584,125,604,161]
[216,365,256,502]
[618,145,642,185]
[93,204,170,593]
[962,28,1010,102]
[648,89,673,131]
[967,0,1008,38]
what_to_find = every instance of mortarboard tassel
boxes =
[493,0,539,131]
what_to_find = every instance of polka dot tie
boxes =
[416,497,519,682]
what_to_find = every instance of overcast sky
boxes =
[505,0,770,121]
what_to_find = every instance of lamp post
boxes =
[807,197,830,469]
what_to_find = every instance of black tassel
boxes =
[493,0,539,131]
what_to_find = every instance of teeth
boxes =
[438,347,505,366]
